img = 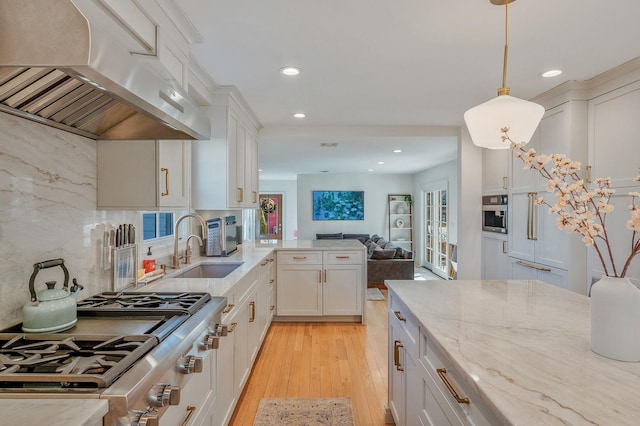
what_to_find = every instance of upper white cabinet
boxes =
[97,140,189,210]
[588,79,640,189]
[192,88,261,210]
[482,149,509,195]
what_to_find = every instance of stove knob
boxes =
[137,412,159,426]
[181,355,204,374]
[200,334,219,350]
[213,323,228,336]
[149,384,180,407]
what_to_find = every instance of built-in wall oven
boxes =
[482,195,508,234]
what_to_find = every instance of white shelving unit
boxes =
[388,194,413,251]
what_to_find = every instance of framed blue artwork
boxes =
[312,191,364,220]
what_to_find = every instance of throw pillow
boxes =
[366,241,380,257]
[371,248,396,259]
[377,238,389,248]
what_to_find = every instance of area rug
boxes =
[253,397,354,426]
[366,287,385,301]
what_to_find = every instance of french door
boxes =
[423,187,448,279]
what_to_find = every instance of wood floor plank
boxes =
[229,290,389,425]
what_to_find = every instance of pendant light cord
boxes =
[499,1,510,95]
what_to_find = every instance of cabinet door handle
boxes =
[261,260,269,266]
[228,322,237,333]
[253,191,257,203]
[222,303,235,314]
[516,260,551,272]
[323,269,327,282]
[237,187,244,203]
[181,406,196,426]
[585,165,592,184]
[502,241,507,254]
[270,305,275,311]
[394,340,404,371]
[436,368,470,404]
[249,301,255,322]
[393,311,406,322]
[531,192,538,241]
[319,269,322,283]
[527,192,538,241]
[502,176,508,190]
[161,167,169,196]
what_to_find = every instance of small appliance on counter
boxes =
[205,215,238,257]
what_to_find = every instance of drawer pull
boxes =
[181,405,196,426]
[249,301,256,322]
[228,322,237,333]
[394,340,404,371]
[515,260,551,272]
[222,304,235,314]
[394,311,407,322]
[436,368,470,404]
[336,255,350,259]
[293,256,307,260]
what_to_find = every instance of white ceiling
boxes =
[179,0,640,180]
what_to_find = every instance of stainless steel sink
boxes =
[172,262,244,279]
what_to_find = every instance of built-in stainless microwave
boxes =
[482,195,508,234]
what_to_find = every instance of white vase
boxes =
[590,276,640,362]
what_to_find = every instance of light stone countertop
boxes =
[386,279,640,425]
[141,240,365,297]
[0,399,108,426]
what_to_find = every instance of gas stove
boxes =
[0,291,228,426]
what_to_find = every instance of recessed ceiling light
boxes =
[368,169,374,172]
[393,149,402,153]
[542,69,563,78]
[378,161,385,165]
[293,113,306,118]
[280,66,301,76]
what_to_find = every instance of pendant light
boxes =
[464,0,544,149]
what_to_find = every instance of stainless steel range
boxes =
[0,291,227,425]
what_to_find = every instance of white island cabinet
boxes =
[386,279,640,426]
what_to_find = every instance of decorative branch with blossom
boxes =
[502,128,640,278]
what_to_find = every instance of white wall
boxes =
[259,179,298,240]
[296,173,413,240]
[412,159,458,268]
[456,127,483,279]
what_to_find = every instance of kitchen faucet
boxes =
[184,234,203,264]
[172,213,207,269]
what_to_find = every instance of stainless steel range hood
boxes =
[0,0,210,140]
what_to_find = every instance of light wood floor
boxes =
[229,289,389,425]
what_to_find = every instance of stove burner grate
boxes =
[0,334,157,389]
[77,292,211,315]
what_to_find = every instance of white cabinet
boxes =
[388,288,499,426]
[276,250,364,319]
[97,139,188,210]
[508,258,569,289]
[192,88,260,210]
[482,149,509,195]
[481,233,508,280]
[388,194,413,251]
[214,257,274,426]
[277,251,323,316]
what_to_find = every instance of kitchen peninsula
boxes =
[386,279,640,425]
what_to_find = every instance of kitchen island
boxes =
[386,279,640,426]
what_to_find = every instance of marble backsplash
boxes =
[0,113,138,329]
